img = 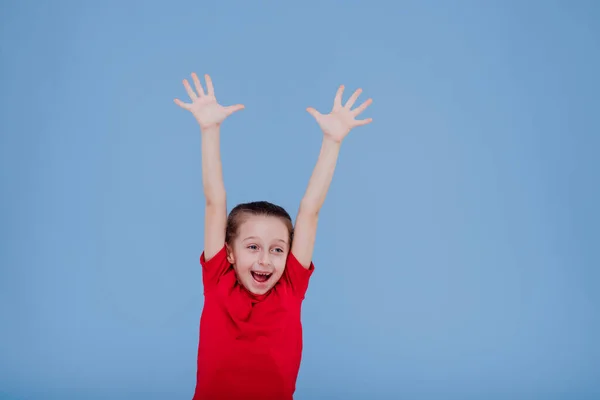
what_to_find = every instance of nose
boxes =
[259,250,270,266]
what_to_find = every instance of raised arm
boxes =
[292,85,373,268]
[174,73,244,260]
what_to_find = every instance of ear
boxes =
[226,243,235,264]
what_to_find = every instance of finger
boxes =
[352,98,373,116]
[225,104,245,116]
[354,118,373,126]
[174,98,190,110]
[205,74,215,96]
[183,79,197,100]
[191,73,205,97]
[345,88,362,109]
[306,107,322,119]
[333,85,345,108]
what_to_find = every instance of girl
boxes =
[174,73,372,400]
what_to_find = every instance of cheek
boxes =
[273,254,288,274]
[232,250,254,271]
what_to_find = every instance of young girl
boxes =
[174,73,372,400]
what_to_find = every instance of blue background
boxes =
[1,1,599,399]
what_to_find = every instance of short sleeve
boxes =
[283,252,315,299]
[199,245,230,293]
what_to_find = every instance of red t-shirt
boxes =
[192,245,314,400]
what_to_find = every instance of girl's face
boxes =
[226,215,290,295]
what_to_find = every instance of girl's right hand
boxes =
[174,73,244,131]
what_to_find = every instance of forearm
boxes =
[300,137,341,214]
[200,126,226,204]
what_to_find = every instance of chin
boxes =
[248,286,270,295]
[247,281,273,295]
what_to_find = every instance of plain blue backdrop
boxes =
[1,1,599,399]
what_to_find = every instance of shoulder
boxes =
[287,251,315,274]
[280,251,315,299]
[200,245,233,293]
[200,244,228,267]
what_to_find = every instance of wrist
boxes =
[200,124,220,135]
[322,136,342,149]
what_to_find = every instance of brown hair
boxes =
[225,201,294,246]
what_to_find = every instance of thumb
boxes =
[225,104,245,116]
[306,107,321,119]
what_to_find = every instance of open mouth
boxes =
[251,271,273,284]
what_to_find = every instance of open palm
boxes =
[174,73,244,131]
[306,85,373,143]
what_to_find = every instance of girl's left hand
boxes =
[306,85,373,143]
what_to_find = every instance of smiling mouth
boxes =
[251,271,273,284]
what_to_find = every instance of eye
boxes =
[247,244,258,250]
[272,247,284,253]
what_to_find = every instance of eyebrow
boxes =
[243,236,288,245]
